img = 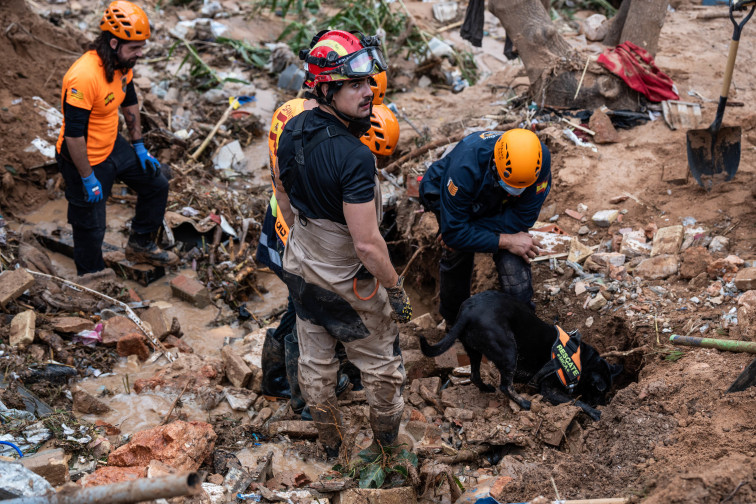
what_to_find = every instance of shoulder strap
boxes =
[291,111,357,167]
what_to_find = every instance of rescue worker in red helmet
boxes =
[274,30,410,458]
[419,128,552,324]
[55,1,177,275]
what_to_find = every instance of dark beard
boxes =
[116,54,137,70]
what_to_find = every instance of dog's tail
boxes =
[418,321,463,357]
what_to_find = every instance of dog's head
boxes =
[575,342,623,406]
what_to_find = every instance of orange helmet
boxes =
[361,104,400,156]
[370,71,387,105]
[493,128,542,195]
[100,1,151,41]
[301,30,387,87]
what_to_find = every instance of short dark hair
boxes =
[89,31,119,83]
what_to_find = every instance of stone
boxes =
[588,294,608,311]
[680,246,712,279]
[163,334,194,353]
[0,461,54,498]
[146,459,177,479]
[140,306,172,340]
[564,209,584,220]
[707,258,739,280]
[73,389,112,415]
[633,255,679,280]
[133,354,223,395]
[224,387,257,411]
[0,268,35,308]
[268,420,319,438]
[589,108,619,143]
[620,231,651,257]
[80,466,145,488]
[251,407,273,429]
[591,209,619,227]
[410,376,441,396]
[567,237,594,263]
[116,333,151,361]
[10,310,35,349]
[575,281,587,296]
[737,290,756,340]
[88,436,112,459]
[591,252,626,268]
[708,235,729,254]
[578,225,590,235]
[582,13,608,41]
[409,313,435,330]
[434,342,468,371]
[102,315,140,346]
[51,316,94,333]
[443,407,474,421]
[726,255,745,267]
[108,420,216,472]
[734,268,756,291]
[221,345,253,388]
[170,274,211,308]
[651,225,684,257]
[18,448,69,486]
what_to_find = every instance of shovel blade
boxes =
[686,126,741,187]
[727,356,756,393]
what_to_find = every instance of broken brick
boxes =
[221,345,253,388]
[735,267,756,291]
[116,332,151,361]
[73,389,112,415]
[170,274,211,308]
[10,310,36,349]
[0,268,35,308]
[52,316,94,334]
[101,315,140,346]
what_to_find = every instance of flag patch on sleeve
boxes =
[447,177,458,196]
[536,181,548,194]
[70,88,84,100]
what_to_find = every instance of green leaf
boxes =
[453,475,465,492]
[396,449,418,467]
[392,465,409,477]
[359,463,385,489]
[357,447,381,464]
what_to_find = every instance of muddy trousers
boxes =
[57,135,169,275]
[439,248,534,325]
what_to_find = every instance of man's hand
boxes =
[436,233,454,252]
[499,232,541,263]
[133,140,160,177]
[386,275,413,323]
[81,173,103,203]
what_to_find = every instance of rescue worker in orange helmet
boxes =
[419,129,552,324]
[274,30,410,458]
[360,103,400,156]
[55,1,177,275]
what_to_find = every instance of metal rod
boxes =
[670,334,756,354]
[5,473,200,504]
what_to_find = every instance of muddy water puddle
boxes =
[237,443,331,482]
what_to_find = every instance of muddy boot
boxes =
[125,232,179,267]
[310,401,343,458]
[363,409,404,457]
[284,330,305,415]
[261,328,290,398]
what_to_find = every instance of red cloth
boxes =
[597,41,679,102]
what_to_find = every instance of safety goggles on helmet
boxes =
[324,46,388,79]
[497,178,527,196]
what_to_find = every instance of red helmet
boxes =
[100,1,151,41]
[361,104,400,156]
[301,30,388,88]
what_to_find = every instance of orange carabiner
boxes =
[353,277,379,301]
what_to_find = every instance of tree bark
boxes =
[605,0,670,56]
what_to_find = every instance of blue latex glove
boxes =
[133,140,160,177]
[81,173,103,203]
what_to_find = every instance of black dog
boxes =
[419,291,622,420]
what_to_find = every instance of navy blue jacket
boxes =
[419,131,551,253]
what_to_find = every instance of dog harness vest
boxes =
[531,326,582,393]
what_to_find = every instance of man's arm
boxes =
[344,200,398,288]
[273,163,294,227]
[122,103,142,142]
[65,136,93,178]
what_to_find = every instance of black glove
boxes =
[386,275,412,323]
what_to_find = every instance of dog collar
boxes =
[552,325,582,392]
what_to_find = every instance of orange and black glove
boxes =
[386,275,412,323]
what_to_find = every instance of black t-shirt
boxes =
[278,108,376,225]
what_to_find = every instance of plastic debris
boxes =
[72,323,103,347]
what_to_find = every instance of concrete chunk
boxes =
[10,310,36,349]
[633,255,679,279]
[18,448,69,486]
[735,268,756,291]
[221,345,253,388]
[0,268,35,308]
[140,306,172,340]
[620,231,651,257]
[651,225,684,257]
[567,237,594,263]
[591,209,619,227]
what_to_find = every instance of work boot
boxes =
[363,409,404,457]
[310,400,343,458]
[284,330,305,414]
[262,328,291,398]
[125,232,179,267]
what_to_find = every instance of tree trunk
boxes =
[488,0,640,109]
[605,0,670,56]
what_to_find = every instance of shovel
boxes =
[686,1,755,189]
[727,356,756,393]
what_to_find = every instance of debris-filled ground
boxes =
[2,0,756,502]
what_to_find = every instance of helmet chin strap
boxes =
[318,82,373,137]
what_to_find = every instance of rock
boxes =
[443,407,474,421]
[10,310,35,349]
[268,420,319,438]
[737,290,756,340]
[221,345,253,388]
[251,407,273,429]
[620,230,651,257]
[575,281,587,295]
[102,315,140,346]
[582,13,608,41]
[433,342,467,371]
[116,333,151,361]
[163,334,194,353]
[108,420,216,472]
[567,237,594,263]
[651,225,684,256]
[0,461,54,498]
[18,448,69,486]
[88,436,112,459]
[73,389,112,415]
[725,255,745,268]
[589,108,619,143]
[409,313,435,330]
[146,459,177,479]
[708,235,729,254]
[402,349,436,382]
[735,268,756,291]
[707,258,739,280]
[410,376,441,396]
[133,353,224,394]
[679,246,712,279]
[585,316,594,328]
[609,195,629,204]
[170,274,211,308]
[591,252,626,268]
[140,306,172,340]
[52,316,94,333]
[80,466,146,488]
[564,209,584,220]
[633,255,679,279]
[578,225,590,235]
[0,268,35,308]
[591,209,619,227]
[224,387,257,411]
[588,294,608,311]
